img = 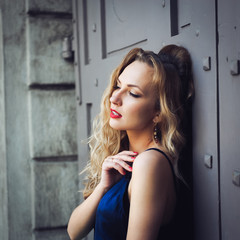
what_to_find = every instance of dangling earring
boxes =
[154,126,158,143]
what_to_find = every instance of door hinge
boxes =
[61,36,74,61]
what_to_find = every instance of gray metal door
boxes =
[73,1,219,239]
[218,0,240,239]
[185,1,220,239]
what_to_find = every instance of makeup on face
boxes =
[115,79,144,98]
[109,61,157,132]
[110,108,122,118]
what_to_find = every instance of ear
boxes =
[153,112,160,124]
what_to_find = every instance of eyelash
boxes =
[129,92,140,98]
[113,85,140,98]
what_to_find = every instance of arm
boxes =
[127,150,176,240]
[67,151,137,240]
[67,184,107,240]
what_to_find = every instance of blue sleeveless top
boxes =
[94,148,178,240]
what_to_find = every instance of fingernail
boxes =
[134,152,138,154]
[131,157,135,159]
[129,166,132,171]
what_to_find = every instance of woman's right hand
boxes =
[99,151,138,190]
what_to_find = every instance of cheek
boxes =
[128,101,155,121]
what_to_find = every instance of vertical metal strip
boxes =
[82,0,89,65]
[170,0,179,36]
[100,0,107,59]
[215,0,222,239]
[86,103,92,138]
[73,0,82,105]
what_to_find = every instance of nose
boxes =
[110,90,122,106]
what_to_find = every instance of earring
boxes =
[154,126,158,143]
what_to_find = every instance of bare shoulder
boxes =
[132,149,173,178]
[128,148,176,225]
[129,148,176,198]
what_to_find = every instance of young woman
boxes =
[68,45,194,240]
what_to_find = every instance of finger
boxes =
[103,160,127,175]
[111,154,136,162]
[112,158,132,172]
[117,151,139,156]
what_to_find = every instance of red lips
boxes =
[110,108,122,118]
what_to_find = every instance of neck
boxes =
[127,128,156,154]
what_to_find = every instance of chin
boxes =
[110,124,122,130]
[109,120,124,130]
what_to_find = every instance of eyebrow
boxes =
[117,79,144,93]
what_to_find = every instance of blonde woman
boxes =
[68,45,194,240]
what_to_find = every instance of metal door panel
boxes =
[178,0,191,32]
[104,0,148,55]
[218,0,240,239]
[175,1,219,239]
[158,1,219,238]
[189,2,219,238]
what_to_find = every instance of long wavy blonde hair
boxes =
[82,46,194,198]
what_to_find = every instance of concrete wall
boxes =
[0,0,79,239]
[0,7,8,240]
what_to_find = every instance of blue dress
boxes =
[94,148,179,240]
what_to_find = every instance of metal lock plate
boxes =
[230,60,240,75]
[204,154,213,169]
[203,57,211,71]
[232,170,240,187]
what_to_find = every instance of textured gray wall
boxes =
[0,0,79,239]
[0,8,8,240]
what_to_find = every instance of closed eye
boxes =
[129,92,141,98]
[113,83,141,98]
